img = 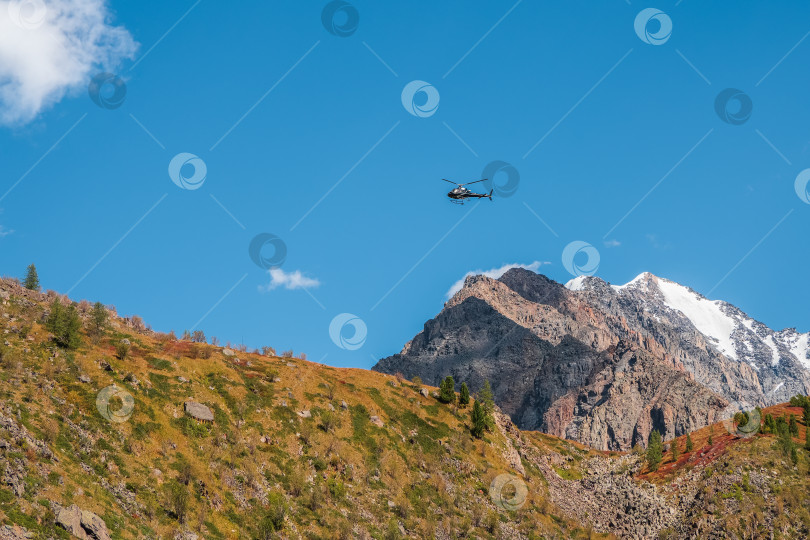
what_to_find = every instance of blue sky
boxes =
[1,0,809,368]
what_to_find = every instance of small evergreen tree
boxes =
[789,394,808,407]
[803,401,810,426]
[671,438,679,462]
[776,427,797,464]
[478,380,496,431]
[707,426,714,446]
[46,299,82,349]
[685,432,694,453]
[805,421,810,451]
[23,263,40,291]
[438,376,455,404]
[471,400,486,438]
[789,414,799,436]
[646,430,663,471]
[88,302,108,339]
[763,413,776,434]
[458,382,470,407]
[775,415,788,436]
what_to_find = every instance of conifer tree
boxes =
[471,400,485,438]
[46,299,81,349]
[805,422,810,452]
[439,376,455,404]
[685,432,694,453]
[89,302,108,340]
[23,264,39,291]
[789,414,799,437]
[478,380,496,431]
[458,382,470,407]
[671,438,679,462]
[763,413,776,434]
[646,430,663,471]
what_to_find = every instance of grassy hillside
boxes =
[0,279,602,539]
[0,277,808,539]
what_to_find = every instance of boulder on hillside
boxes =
[184,401,214,422]
[55,504,110,540]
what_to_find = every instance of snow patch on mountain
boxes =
[564,276,589,291]
[548,270,807,381]
[780,330,810,370]
[654,278,739,361]
[611,272,653,291]
[762,335,781,366]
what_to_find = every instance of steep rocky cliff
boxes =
[374,269,810,450]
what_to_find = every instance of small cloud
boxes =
[446,261,549,299]
[260,268,320,291]
[0,226,12,238]
[603,239,621,248]
[646,234,672,250]
[0,0,138,125]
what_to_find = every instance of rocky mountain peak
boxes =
[376,267,810,450]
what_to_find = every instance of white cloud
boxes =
[0,225,12,237]
[603,239,621,248]
[0,0,137,125]
[260,268,321,291]
[445,261,549,299]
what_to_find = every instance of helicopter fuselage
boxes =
[447,187,487,200]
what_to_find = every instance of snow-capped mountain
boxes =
[567,272,810,403]
[375,268,810,451]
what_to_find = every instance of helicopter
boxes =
[442,178,493,204]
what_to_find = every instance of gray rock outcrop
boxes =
[184,401,214,422]
[55,504,111,540]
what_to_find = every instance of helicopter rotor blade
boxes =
[459,178,487,186]
[441,178,461,185]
